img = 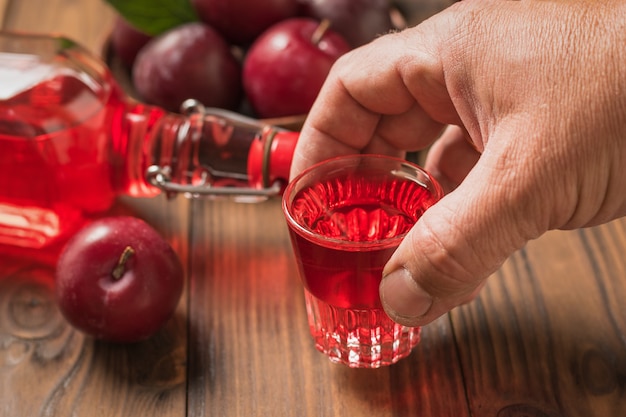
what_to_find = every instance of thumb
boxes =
[380,145,546,327]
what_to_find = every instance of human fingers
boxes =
[290,23,458,178]
[424,125,481,193]
[380,127,550,327]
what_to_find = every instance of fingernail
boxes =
[380,268,433,319]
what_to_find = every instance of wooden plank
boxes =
[452,220,626,417]
[0,0,9,26]
[187,198,470,417]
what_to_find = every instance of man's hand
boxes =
[290,0,626,326]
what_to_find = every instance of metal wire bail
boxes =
[145,100,282,200]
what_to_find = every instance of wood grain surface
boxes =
[1,1,625,416]
[453,225,626,417]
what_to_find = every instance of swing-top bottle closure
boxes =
[144,100,296,200]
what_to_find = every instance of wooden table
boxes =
[1,1,625,416]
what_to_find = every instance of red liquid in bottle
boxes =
[285,166,440,367]
[0,32,299,249]
[0,67,125,246]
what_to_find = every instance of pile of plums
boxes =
[109,0,401,119]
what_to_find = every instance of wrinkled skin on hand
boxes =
[290,0,626,327]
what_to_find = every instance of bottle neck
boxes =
[112,101,299,201]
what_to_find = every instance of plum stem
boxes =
[311,19,331,45]
[112,246,135,280]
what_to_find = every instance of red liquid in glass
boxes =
[289,174,437,308]
[287,171,439,367]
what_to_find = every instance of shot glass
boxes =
[282,154,443,368]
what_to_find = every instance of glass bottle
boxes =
[0,31,299,249]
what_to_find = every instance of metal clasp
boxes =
[144,100,282,200]
[145,165,282,199]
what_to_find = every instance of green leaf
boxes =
[105,0,199,36]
